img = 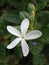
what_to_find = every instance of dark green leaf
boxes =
[19,11,30,20]
[33,54,46,65]
[36,0,47,11]
[29,41,43,55]
[37,11,49,43]
[0,43,6,61]
[14,44,23,59]
[2,10,21,25]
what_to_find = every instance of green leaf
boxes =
[33,54,46,65]
[37,11,49,25]
[19,11,30,20]
[37,11,49,43]
[8,0,29,10]
[30,0,36,4]
[41,28,49,43]
[14,44,23,59]
[46,0,49,2]
[2,10,21,25]
[47,24,49,28]
[29,41,43,55]
[0,19,9,37]
[0,43,6,61]
[36,0,47,11]
[7,0,20,8]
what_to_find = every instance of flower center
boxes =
[21,35,26,39]
[22,36,25,39]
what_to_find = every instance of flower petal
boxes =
[21,39,29,56]
[7,26,21,37]
[26,30,42,40]
[21,19,29,35]
[7,38,21,49]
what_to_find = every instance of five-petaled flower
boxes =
[7,19,42,56]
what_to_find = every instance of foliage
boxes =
[0,0,49,65]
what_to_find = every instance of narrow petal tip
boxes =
[37,30,42,37]
[7,25,11,30]
[23,50,29,57]
[7,45,12,49]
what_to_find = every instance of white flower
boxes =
[7,19,42,56]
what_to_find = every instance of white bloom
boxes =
[7,19,42,56]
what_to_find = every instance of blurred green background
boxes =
[0,0,49,65]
